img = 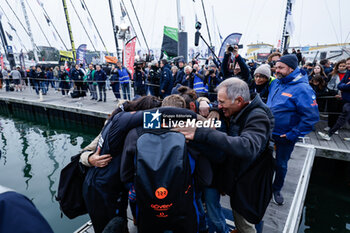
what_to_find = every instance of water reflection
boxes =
[0,114,98,233]
[298,157,350,233]
[14,122,33,190]
[0,122,8,165]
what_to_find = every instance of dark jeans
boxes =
[327,98,343,128]
[60,81,70,95]
[98,83,106,101]
[329,102,350,136]
[75,81,84,96]
[4,79,10,92]
[272,134,296,192]
[111,83,120,99]
[121,83,130,100]
[204,187,228,233]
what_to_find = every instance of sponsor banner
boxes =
[76,44,87,67]
[125,36,137,77]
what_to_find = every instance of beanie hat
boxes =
[278,54,298,70]
[254,64,271,78]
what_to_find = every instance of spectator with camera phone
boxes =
[221,45,251,84]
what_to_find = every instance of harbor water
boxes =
[0,113,100,233]
[298,156,350,233]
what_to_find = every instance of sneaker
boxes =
[318,131,331,141]
[324,126,330,131]
[334,131,339,135]
[273,191,284,205]
[344,138,350,141]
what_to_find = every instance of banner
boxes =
[125,36,137,77]
[218,33,242,61]
[19,50,25,70]
[59,50,74,62]
[76,44,87,66]
[1,54,3,69]
[161,26,178,58]
[105,56,118,64]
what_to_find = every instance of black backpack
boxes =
[56,154,88,219]
[134,128,197,233]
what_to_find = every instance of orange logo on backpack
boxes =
[155,187,168,199]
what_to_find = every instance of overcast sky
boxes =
[0,0,349,54]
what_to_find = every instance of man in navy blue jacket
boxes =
[319,57,350,140]
[159,59,173,98]
[95,65,107,102]
[0,185,53,233]
[267,54,319,205]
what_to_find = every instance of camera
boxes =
[228,44,243,52]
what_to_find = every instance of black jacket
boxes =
[193,95,274,195]
[221,53,251,84]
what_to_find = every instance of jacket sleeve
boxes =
[193,109,270,162]
[236,54,252,84]
[286,87,320,141]
[221,53,232,78]
[120,128,138,183]
[337,72,350,91]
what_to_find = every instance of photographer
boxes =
[148,60,160,97]
[204,63,222,102]
[221,45,251,84]
[182,65,195,89]
[133,62,146,96]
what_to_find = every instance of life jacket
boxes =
[193,74,207,94]
[118,67,130,84]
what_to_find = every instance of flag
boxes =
[161,26,178,58]
[44,14,51,25]
[218,33,242,61]
[120,2,126,18]
[8,22,16,32]
[5,31,13,41]
[76,44,87,66]
[80,0,86,10]
[125,37,136,76]
[37,0,44,7]
[52,31,58,42]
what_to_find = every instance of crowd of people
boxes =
[1,45,350,233]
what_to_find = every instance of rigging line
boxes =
[0,5,28,53]
[24,0,52,47]
[242,0,258,44]
[68,0,97,52]
[38,4,68,50]
[129,0,150,53]
[297,0,304,45]
[344,31,350,44]
[1,1,30,38]
[323,0,340,45]
[120,0,142,48]
[201,0,212,47]
[81,0,109,54]
[245,0,270,43]
[338,0,342,44]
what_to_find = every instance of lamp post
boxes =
[117,23,130,66]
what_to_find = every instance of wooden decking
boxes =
[300,120,350,154]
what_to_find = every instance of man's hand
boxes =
[199,101,210,117]
[161,90,165,93]
[88,147,112,168]
[280,134,287,138]
[172,127,197,140]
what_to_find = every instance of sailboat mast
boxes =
[20,0,38,63]
[0,18,16,68]
[108,0,119,58]
[281,0,292,52]
[62,0,76,61]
